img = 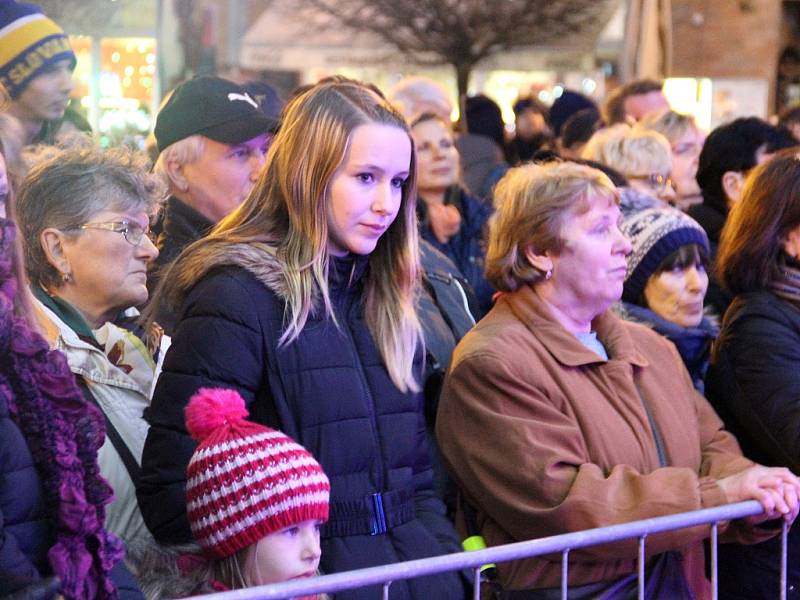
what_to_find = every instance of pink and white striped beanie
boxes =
[184,388,330,559]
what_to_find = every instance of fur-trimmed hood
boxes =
[161,240,291,314]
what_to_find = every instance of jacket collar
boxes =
[160,196,215,246]
[502,285,649,368]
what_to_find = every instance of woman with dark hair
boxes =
[706,149,800,599]
[618,207,717,392]
[457,94,509,200]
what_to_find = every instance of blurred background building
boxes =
[41,0,800,145]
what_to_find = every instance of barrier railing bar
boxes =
[782,519,788,600]
[560,548,569,600]
[472,567,480,600]
[200,500,769,600]
[637,535,646,600]
[710,521,718,600]
[381,581,390,600]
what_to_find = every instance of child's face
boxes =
[247,519,323,585]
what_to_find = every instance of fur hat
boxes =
[620,207,709,304]
[0,1,76,98]
[185,388,330,560]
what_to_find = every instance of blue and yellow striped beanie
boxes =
[0,1,75,98]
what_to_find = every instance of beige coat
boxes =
[35,300,152,545]
[436,285,774,596]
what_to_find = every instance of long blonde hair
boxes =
[166,81,422,392]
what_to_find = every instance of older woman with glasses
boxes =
[582,125,677,216]
[15,146,163,547]
[639,110,706,211]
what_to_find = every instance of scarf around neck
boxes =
[769,253,800,306]
[617,301,717,393]
[0,218,122,599]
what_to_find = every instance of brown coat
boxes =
[436,285,773,596]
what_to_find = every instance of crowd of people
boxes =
[3,1,800,599]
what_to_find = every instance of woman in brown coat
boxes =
[436,161,800,599]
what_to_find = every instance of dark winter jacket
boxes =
[0,342,143,600]
[148,197,215,333]
[705,290,800,599]
[153,197,215,272]
[0,391,51,594]
[138,244,466,600]
[418,187,494,317]
[418,241,476,516]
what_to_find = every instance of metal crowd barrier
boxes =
[200,500,788,600]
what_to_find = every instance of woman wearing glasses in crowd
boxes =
[15,147,164,547]
[582,125,677,215]
[639,110,706,212]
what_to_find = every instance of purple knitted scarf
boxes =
[0,218,123,599]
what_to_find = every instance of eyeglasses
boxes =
[77,220,149,246]
[629,173,674,194]
[672,141,702,157]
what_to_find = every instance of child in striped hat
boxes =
[184,387,330,594]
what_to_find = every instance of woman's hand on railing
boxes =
[717,465,800,524]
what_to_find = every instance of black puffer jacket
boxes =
[138,244,466,600]
[705,290,800,599]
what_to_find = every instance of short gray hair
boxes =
[153,134,207,190]
[582,126,672,178]
[16,146,165,289]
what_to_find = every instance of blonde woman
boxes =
[582,125,677,213]
[639,110,706,211]
[138,80,466,600]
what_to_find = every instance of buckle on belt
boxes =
[370,492,388,535]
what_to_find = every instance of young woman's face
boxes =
[326,123,411,257]
[246,520,323,586]
[643,260,708,328]
[410,118,459,195]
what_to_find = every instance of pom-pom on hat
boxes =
[185,388,330,560]
[620,207,709,304]
[0,1,76,98]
